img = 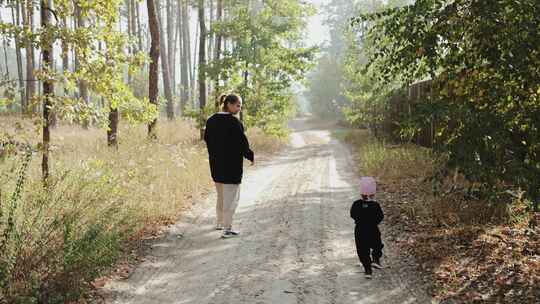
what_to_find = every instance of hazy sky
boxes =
[305,0,331,47]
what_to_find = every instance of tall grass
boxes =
[246,127,287,156]
[0,118,281,303]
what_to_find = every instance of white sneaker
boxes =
[372,262,383,269]
[365,273,372,279]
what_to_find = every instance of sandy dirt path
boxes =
[103,119,432,304]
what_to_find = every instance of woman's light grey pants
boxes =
[215,183,241,229]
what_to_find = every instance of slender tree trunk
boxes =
[178,0,186,113]
[136,1,144,53]
[193,23,199,108]
[11,4,26,109]
[41,0,54,182]
[167,0,176,94]
[241,65,248,122]
[47,0,57,127]
[159,1,175,120]
[174,5,181,114]
[126,0,132,38]
[75,3,90,127]
[130,0,137,50]
[181,0,191,108]
[126,0,133,85]
[1,41,8,78]
[0,14,8,77]
[107,108,119,147]
[222,6,228,57]
[208,0,214,63]
[191,0,198,106]
[71,16,76,70]
[198,0,207,139]
[102,27,119,147]
[1,15,11,111]
[213,0,223,109]
[61,17,69,73]
[207,0,214,98]
[52,14,70,127]
[147,0,160,138]
[21,0,36,115]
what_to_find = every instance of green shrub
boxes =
[0,161,135,303]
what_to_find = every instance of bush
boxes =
[0,159,134,302]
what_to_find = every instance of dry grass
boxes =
[0,116,285,302]
[343,129,436,180]
[247,127,287,156]
[341,128,540,304]
[2,118,212,223]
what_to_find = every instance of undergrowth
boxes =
[340,128,539,304]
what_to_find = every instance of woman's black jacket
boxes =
[204,113,254,184]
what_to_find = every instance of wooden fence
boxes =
[380,79,437,148]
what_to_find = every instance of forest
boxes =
[1,0,539,303]
[0,0,312,302]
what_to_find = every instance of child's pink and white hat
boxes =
[360,176,377,195]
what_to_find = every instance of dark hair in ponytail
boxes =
[219,93,241,112]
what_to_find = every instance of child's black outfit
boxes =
[350,199,384,275]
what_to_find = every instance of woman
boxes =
[204,93,254,238]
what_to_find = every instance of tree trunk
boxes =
[107,107,119,147]
[208,0,214,63]
[0,15,11,111]
[198,0,207,139]
[241,66,248,122]
[41,0,54,182]
[214,0,223,109]
[147,0,160,139]
[21,0,36,115]
[126,0,132,38]
[126,0,133,85]
[167,0,176,95]
[159,0,175,120]
[130,0,137,50]
[75,3,90,127]
[174,3,181,114]
[61,16,69,73]
[126,1,132,44]
[0,14,8,77]
[102,27,119,148]
[11,4,26,110]
[51,14,69,127]
[1,41,8,78]
[193,22,199,108]
[136,1,144,52]
[180,0,191,109]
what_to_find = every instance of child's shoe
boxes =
[372,260,383,269]
[364,268,373,279]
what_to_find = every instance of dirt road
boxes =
[103,119,432,304]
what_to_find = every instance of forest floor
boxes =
[338,129,540,304]
[98,118,433,304]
